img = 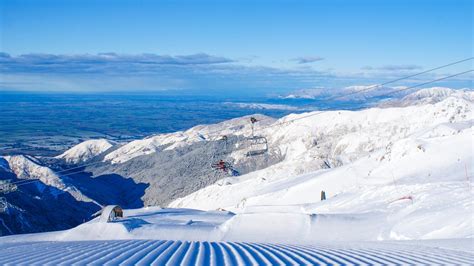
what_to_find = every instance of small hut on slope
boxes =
[99,205,123,222]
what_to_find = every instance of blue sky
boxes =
[0,0,472,93]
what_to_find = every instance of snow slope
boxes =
[55,139,114,164]
[169,95,473,241]
[1,207,472,265]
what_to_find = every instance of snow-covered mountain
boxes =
[379,87,474,107]
[3,155,96,203]
[0,156,100,235]
[223,102,307,111]
[55,139,114,164]
[103,114,274,164]
[280,85,463,102]
[281,87,329,99]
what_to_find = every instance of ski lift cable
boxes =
[212,69,471,156]
[372,69,473,99]
[5,159,108,186]
[251,68,473,134]
[3,161,111,186]
[3,177,49,188]
[50,160,108,175]
[325,57,474,101]
[11,165,100,186]
[203,69,472,156]
[6,174,76,188]
[7,179,50,188]
[6,164,104,188]
[199,58,474,138]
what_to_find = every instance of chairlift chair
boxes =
[246,135,268,156]
[245,117,269,157]
[211,160,232,171]
[213,135,230,157]
[211,160,239,176]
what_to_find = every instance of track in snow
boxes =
[0,240,472,265]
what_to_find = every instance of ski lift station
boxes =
[99,205,124,223]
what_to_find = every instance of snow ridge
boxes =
[2,155,96,203]
[380,87,474,107]
[56,139,114,164]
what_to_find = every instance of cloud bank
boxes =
[0,52,339,92]
[0,52,471,93]
[0,53,233,74]
[362,64,422,71]
[292,56,324,64]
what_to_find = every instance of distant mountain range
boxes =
[280,86,473,103]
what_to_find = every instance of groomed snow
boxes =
[0,207,472,265]
[0,239,472,265]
